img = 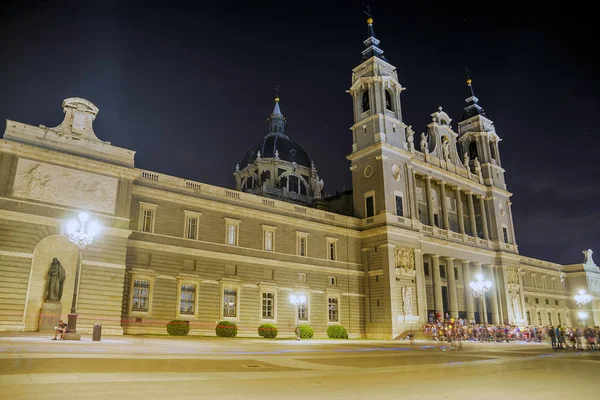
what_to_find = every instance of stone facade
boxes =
[0,22,598,339]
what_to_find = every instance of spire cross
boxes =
[363,1,373,18]
[274,85,280,102]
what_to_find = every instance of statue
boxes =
[317,177,324,193]
[274,150,280,160]
[406,126,415,150]
[512,297,521,323]
[256,151,261,160]
[463,152,469,168]
[474,157,481,175]
[235,163,240,172]
[441,137,450,161]
[402,286,413,316]
[45,258,66,302]
[420,132,428,153]
[583,249,596,267]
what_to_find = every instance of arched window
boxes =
[385,90,393,111]
[489,140,496,160]
[362,91,370,112]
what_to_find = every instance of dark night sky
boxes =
[1,1,598,265]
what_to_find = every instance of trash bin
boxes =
[92,324,102,341]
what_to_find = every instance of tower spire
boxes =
[267,86,287,138]
[361,4,386,61]
[461,68,485,121]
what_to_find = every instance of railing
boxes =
[136,169,358,227]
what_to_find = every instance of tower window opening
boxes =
[385,90,393,111]
[490,141,496,160]
[468,141,478,161]
[362,91,370,112]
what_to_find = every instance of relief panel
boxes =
[12,158,117,213]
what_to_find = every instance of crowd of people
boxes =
[421,316,600,351]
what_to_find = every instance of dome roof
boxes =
[239,134,312,168]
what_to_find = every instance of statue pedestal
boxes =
[39,301,63,333]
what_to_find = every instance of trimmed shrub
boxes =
[216,320,238,337]
[258,323,278,339]
[299,324,314,339]
[327,325,348,339]
[166,320,190,336]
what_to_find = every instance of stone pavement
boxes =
[1,333,599,400]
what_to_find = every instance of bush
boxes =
[258,323,278,339]
[299,324,314,339]
[166,320,190,336]
[215,320,238,337]
[327,325,348,339]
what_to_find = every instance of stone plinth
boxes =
[63,332,81,340]
[38,301,62,333]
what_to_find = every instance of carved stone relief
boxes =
[13,159,118,213]
[395,247,416,277]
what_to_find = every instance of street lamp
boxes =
[574,289,592,307]
[66,211,102,333]
[470,273,492,298]
[288,293,306,340]
[578,311,588,327]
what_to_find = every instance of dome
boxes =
[239,134,312,168]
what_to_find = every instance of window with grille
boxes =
[142,209,153,232]
[298,235,307,256]
[328,297,339,322]
[223,288,237,318]
[227,224,237,246]
[298,301,308,321]
[186,216,198,240]
[264,230,274,251]
[132,279,150,312]
[262,292,274,319]
[395,195,404,216]
[180,284,196,315]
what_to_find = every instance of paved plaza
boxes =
[1,333,599,399]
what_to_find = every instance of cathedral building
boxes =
[0,17,598,338]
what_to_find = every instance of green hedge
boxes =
[258,323,278,338]
[299,324,314,339]
[166,320,190,336]
[215,320,238,337]
[327,325,348,339]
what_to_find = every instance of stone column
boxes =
[461,260,475,322]
[467,191,477,237]
[518,268,527,324]
[445,257,458,318]
[431,255,443,319]
[414,249,427,324]
[406,166,418,219]
[412,172,420,223]
[456,187,465,234]
[479,195,490,240]
[474,262,488,323]
[440,181,450,230]
[425,176,435,226]
[486,264,500,324]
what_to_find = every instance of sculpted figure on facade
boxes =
[463,152,470,169]
[402,286,413,316]
[512,296,522,323]
[406,125,415,151]
[506,268,519,285]
[45,258,66,302]
[395,247,415,276]
[441,137,450,161]
[420,132,428,153]
[583,249,596,267]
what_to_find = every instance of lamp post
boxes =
[66,212,101,333]
[288,293,306,340]
[470,273,491,324]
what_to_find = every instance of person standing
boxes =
[549,326,556,350]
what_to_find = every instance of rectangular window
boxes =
[502,227,509,243]
[328,276,337,286]
[180,284,196,315]
[557,313,562,325]
[297,233,308,256]
[547,312,552,326]
[297,272,307,283]
[366,195,374,218]
[262,292,275,319]
[454,267,459,280]
[138,202,158,233]
[395,195,404,217]
[328,297,339,322]
[298,301,308,321]
[184,211,201,240]
[223,288,237,318]
[535,297,539,304]
[225,219,240,246]
[555,299,559,306]
[132,279,150,312]
[537,311,542,325]
[327,238,338,261]
[439,265,446,279]
[545,298,549,305]
[424,262,430,276]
